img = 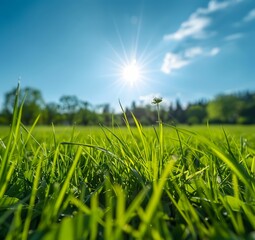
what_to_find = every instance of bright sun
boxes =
[122,60,141,86]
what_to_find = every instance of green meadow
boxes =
[0,94,255,239]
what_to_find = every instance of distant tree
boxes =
[167,104,176,124]
[44,102,60,124]
[186,104,207,125]
[134,105,154,125]
[170,99,186,123]
[207,94,242,123]
[76,101,92,125]
[1,86,255,126]
[3,87,45,125]
[101,103,112,126]
[59,95,80,125]
[238,103,255,124]
[131,101,137,111]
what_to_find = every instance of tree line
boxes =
[0,86,255,126]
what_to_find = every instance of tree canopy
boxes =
[0,87,255,126]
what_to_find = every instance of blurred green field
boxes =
[1,124,255,146]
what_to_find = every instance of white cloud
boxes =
[224,33,244,41]
[164,16,210,41]
[185,46,220,57]
[161,52,189,74]
[243,9,255,22]
[164,0,243,42]
[185,47,203,58]
[196,1,229,15]
[196,0,242,15]
[161,47,220,75]
[209,47,220,56]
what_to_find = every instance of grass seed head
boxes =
[151,97,162,105]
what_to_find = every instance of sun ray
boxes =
[103,11,162,94]
[113,21,130,64]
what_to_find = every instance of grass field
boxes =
[0,97,255,239]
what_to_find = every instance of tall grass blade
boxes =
[53,146,83,218]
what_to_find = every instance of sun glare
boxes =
[107,18,158,91]
[122,60,141,86]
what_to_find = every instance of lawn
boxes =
[0,115,255,239]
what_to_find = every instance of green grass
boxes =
[0,87,255,239]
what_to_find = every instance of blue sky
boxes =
[0,0,255,111]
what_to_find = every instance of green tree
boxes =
[238,103,255,124]
[170,99,186,124]
[102,103,112,126]
[59,95,80,125]
[207,94,242,123]
[76,101,93,125]
[186,104,207,125]
[3,87,45,125]
[44,102,60,124]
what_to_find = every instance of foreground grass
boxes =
[0,93,255,239]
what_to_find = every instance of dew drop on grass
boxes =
[0,138,6,149]
[217,176,221,183]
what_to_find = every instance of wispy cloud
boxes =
[161,0,242,75]
[161,47,220,74]
[208,47,220,56]
[164,0,243,41]
[161,0,241,74]
[164,16,211,41]
[243,9,255,22]
[196,0,242,15]
[161,53,189,74]
[184,47,203,58]
[224,33,244,41]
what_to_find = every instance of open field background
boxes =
[1,124,255,142]
[1,124,255,148]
